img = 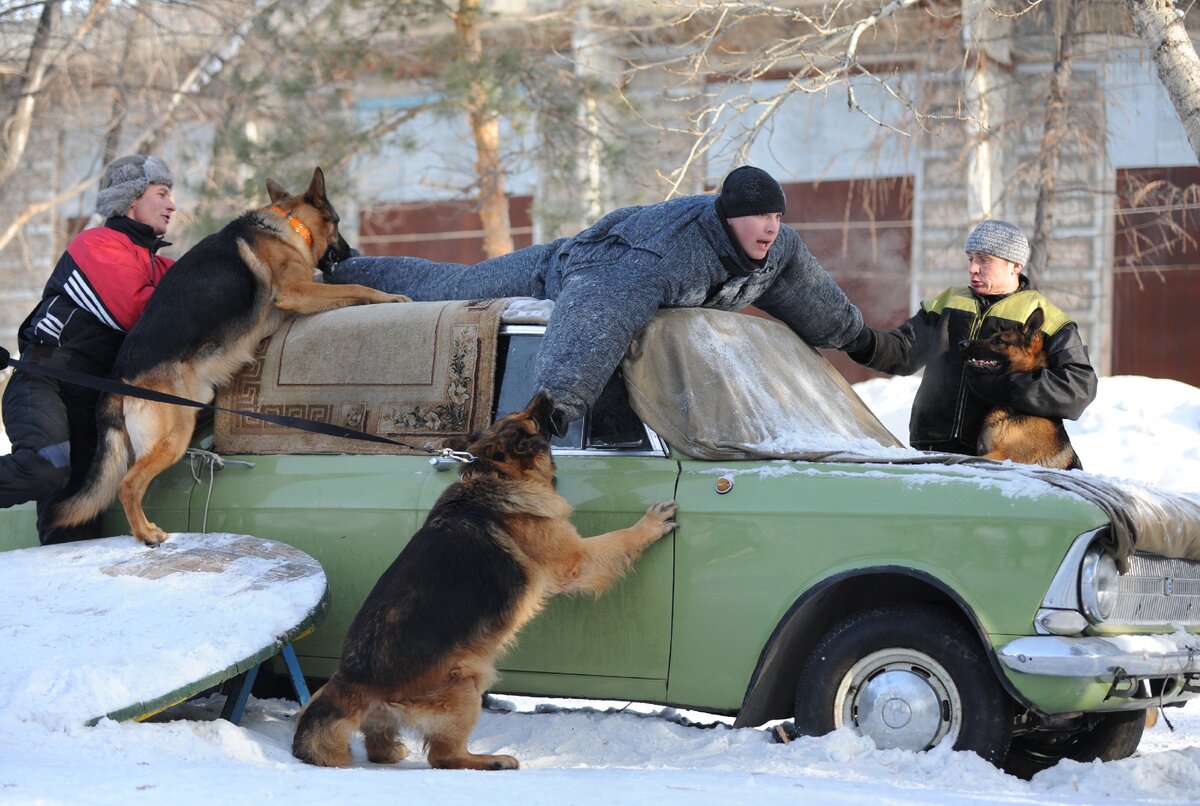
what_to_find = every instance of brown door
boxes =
[747,177,914,384]
[1113,167,1200,386]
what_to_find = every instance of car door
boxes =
[435,329,680,702]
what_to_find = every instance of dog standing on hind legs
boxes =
[52,167,409,547]
[959,306,1082,470]
[291,391,677,771]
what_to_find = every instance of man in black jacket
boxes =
[845,219,1096,457]
[0,155,176,544]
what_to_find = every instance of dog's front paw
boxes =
[641,500,677,538]
[135,524,169,548]
[385,293,411,303]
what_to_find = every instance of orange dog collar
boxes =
[271,205,313,247]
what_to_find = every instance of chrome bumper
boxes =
[998,633,1200,678]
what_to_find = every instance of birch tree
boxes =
[1125,0,1200,164]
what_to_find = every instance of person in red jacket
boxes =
[0,154,177,544]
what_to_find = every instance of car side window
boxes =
[494,333,647,451]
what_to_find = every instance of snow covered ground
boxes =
[2,373,1200,804]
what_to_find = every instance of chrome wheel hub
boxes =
[833,648,962,751]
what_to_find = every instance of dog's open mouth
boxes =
[965,357,1002,371]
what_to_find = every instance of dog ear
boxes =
[265,178,290,204]
[305,167,328,207]
[522,390,555,436]
[1024,307,1045,338]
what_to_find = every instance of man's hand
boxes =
[839,326,875,361]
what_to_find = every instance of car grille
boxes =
[1107,552,1200,625]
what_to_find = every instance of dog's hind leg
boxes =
[361,701,407,764]
[569,501,677,595]
[119,399,197,546]
[420,668,518,771]
[292,678,370,767]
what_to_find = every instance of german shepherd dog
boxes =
[53,168,409,546]
[291,391,676,771]
[960,307,1082,470]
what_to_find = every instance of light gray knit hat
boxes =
[95,155,174,218]
[964,219,1030,265]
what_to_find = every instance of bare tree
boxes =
[453,0,512,257]
[0,1,283,255]
[0,0,111,185]
[1026,0,1082,280]
[1125,0,1200,164]
[616,0,934,195]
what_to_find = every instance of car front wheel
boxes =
[793,603,1014,764]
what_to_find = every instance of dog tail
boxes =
[292,676,364,767]
[53,394,131,527]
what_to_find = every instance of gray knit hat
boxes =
[718,166,786,218]
[965,219,1030,265]
[95,155,174,218]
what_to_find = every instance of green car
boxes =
[5,301,1200,777]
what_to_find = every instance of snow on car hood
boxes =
[621,308,908,460]
[621,308,1200,568]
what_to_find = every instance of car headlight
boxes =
[1080,549,1120,622]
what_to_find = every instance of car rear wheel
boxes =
[1002,710,1146,779]
[793,603,1014,764]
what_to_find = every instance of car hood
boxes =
[623,308,1200,569]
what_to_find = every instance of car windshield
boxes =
[621,308,910,461]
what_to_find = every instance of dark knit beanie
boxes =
[965,219,1030,266]
[718,166,786,218]
[96,155,174,218]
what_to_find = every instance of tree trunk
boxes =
[454,0,514,259]
[1125,0,1200,163]
[962,0,1011,221]
[0,1,63,182]
[103,1,149,166]
[1027,1,1080,282]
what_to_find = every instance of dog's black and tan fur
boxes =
[291,391,676,771]
[53,168,408,546]
[960,307,1082,470]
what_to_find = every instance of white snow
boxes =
[2,374,1200,804]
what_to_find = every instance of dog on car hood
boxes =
[53,167,409,546]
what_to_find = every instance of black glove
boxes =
[966,371,1014,405]
[0,345,9,368]
[841,326,876,363]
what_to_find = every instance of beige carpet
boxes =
[214,299,503,454]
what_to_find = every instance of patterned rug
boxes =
[213,299,504,455]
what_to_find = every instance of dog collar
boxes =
[271,205,313,247]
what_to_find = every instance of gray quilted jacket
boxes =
[333,194,863,423]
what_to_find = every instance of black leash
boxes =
[0,346,475,460]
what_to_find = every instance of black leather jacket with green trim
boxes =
[850,278,1097,455]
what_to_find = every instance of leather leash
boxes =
[0,346,473,458]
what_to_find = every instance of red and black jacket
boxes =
[18,217,175,370]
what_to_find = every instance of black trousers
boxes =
[0,345,104,544]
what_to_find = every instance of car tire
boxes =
[793,603,1014,764]
[1001,709,1146,779]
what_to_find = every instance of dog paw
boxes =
[642,500,677,536]
[366,741,408,765]
[135,525,169,548]
[386,293,412,303]
[430,753,519,771]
